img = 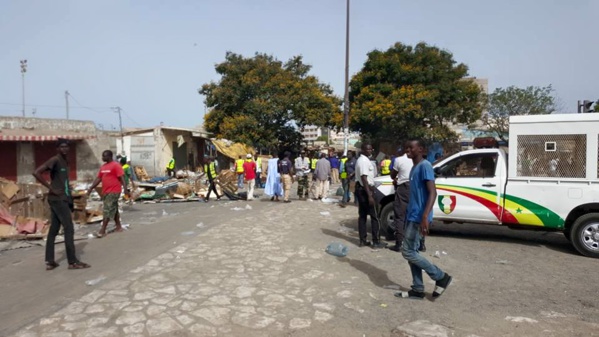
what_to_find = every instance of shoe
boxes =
[359,240,372,247]
[395,290,425,300]
[419,240,427,252]
[387,243,402,252]
[270,196,275,201]
[46,261,59,271]
[284,200,291,203]
[68,262,91,270]
[372,241,388,249]
[433,273,452,298]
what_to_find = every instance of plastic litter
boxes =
[433,251,441,258]
[320,211,331,216]
[321,198,339,204]
[180,231,195,236]
[85,276,106,286]
[245,204,252,210]
[87,233,95,239]
[162,210,168,216]
[496,260,510,265]
[231,207,245,211]
[196,222,205,228]
[325,242,348,257]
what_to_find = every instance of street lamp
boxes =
[20,59,27,117]
[342,0,350,155]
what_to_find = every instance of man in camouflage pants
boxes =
[294,150,310,200]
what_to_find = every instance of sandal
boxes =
[68,262,91,270]
[95,232,105,238]
[394,290,425,300]
[46,262,59,271]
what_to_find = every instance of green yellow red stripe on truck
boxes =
[436,184,564,229]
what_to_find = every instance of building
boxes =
[0,116,113,183]
[328,129,361,146]
[300,125,326,142]
[117,126,211,177]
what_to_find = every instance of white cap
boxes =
[246,153,252,158]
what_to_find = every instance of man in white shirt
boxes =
[388,144,415,251]
[294,150,311,200]
[355,143,386,248]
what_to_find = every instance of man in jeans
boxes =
[397,139,451,300]
[33,138,90,270]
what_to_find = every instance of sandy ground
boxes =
[0,184,598,337]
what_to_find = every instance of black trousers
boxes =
[391,182,410,243]
[46,200,77,264]
[355,184,380,242]
[206,178,219,200]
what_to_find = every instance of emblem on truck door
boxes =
[438,195,456,214]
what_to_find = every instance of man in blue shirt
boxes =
[397,139,452,300]
[328,153,340,184]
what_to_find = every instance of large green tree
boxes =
[483,85,556,141]
[199,52,341,150]
[344,42,484,145]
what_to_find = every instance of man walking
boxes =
[397,139,451,300]
[33,139,90,270]
[254,154,263,188]
[166,157,175,177]
[87,150,128,238]
[355,144,386,248]
[388,145,414,251]
[278,151,294,203]
[294,150,310,200]
[340,151,356,207]
[243,154,257,200]
[329,153,340,184]
[314,153,331,199]
[204,157,221,202]
[235,155,245,189]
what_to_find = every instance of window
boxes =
[436,153,498,178]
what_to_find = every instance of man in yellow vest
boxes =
[204,157,221,202]
[380,155,391,176]
[254,154,263,188]
[309,152,319,199]
[166,157,175,177]
[235,155,245,189]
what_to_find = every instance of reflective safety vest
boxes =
[310,158,317,170]
[167,158,175,170]
[380,159,391,175]
[340,158,348,179]
[235,159,245,173]
[204,162,217,179]
[256,157,262,172]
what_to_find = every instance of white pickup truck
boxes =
[374,113,599,258]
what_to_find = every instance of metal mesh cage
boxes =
[516,134,586,178]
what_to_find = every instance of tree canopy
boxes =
[199,52,341,151]
[342,42,484,145]
[483,85,556,141]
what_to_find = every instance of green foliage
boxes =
[483,85,556,141]
[343,42,484,144]
[315,135,329,144]
[199,52,341,151]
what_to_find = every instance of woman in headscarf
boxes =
[264,155,283,201]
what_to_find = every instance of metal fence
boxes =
[516,134,586,178]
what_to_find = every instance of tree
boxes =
[342,42,485,145]
[483,85,556,141]
[199,52,341,151]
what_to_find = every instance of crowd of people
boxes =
[34,138,451,300]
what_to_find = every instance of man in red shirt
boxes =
[243,154,257,200]
[87,150,128,238]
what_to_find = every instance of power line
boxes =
[66,93,109,115]
[0,102,110,110]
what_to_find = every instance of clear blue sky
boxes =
[1,0,597,130]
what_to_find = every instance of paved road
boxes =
[1,188,598,337]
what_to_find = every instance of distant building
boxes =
[300,125,326,142]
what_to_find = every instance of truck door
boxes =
[434,151,502,224]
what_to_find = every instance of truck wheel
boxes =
[563,227,571,241]
[570,213,599,258]
[379,203,394,238]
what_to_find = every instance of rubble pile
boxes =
[0,178,49,239]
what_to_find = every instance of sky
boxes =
[1,0,598,131]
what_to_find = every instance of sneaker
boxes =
[394,290,425,300]
[371,241,388,249]
[419,240,427,252]
[387,243,402,252]
[432,273,452,298]
[359,240,372,247]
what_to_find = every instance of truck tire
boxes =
[570,213,599,258]
[563,227,571,241]
[379,202,394,238]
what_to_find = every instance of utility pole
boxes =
[112,106,125,155]
[342,0,350,155]
[65,91,70,119]
[20,60,27,117]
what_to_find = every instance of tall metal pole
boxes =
[65,91,70,119]
[20,60,27,117]
[113,106,125,155]
[342,0,350,155]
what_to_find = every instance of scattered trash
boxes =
[196,222,205,228]
[231,207,245,211]
[307,199,313,202]
[433,251,441,258]
[505,316,538,323]
[340,280,352,285]
[325,242,348,257]
[496,260,510,265]
[87,233,95,239]
[321,198,339,204]
[245,204,252,210]
[85,276,106,286]
[122,224,130,230]
[162,210,168,216]
[442,251,447,255]
[320,211,331,216]
[180,231,195,236]
[380,303,388,308]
